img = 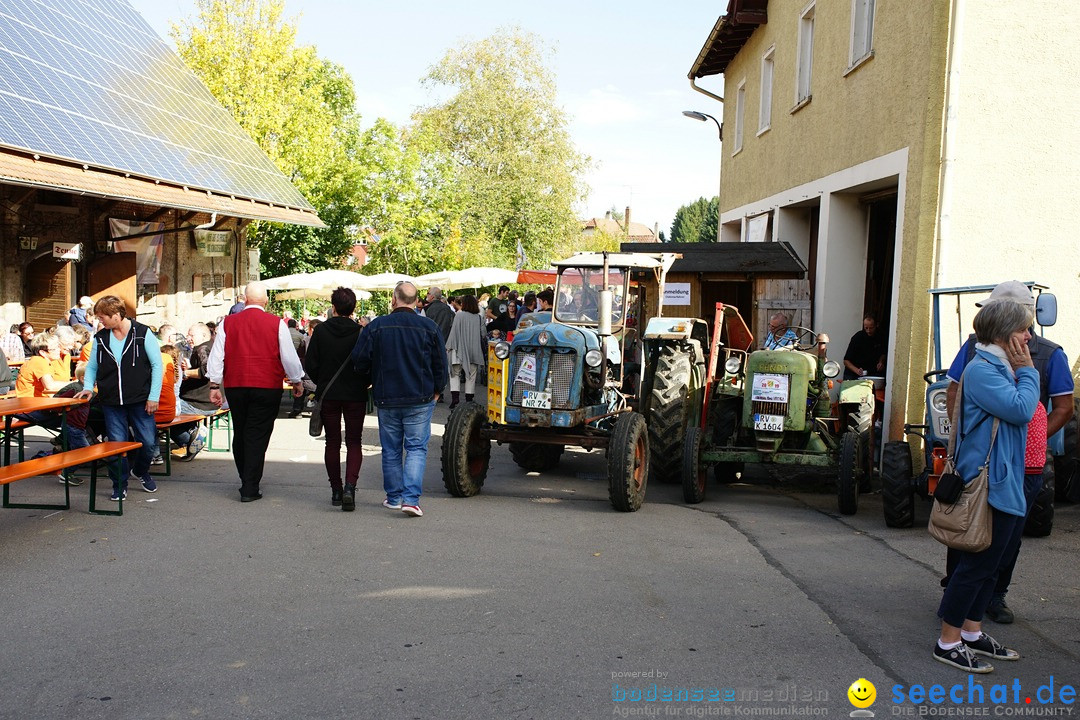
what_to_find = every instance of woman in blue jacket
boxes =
[935,300,1039,673]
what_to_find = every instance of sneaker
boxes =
[57,474,84,487]
[110,488,127,502]
[401,504,423,517]
[382,499,403,510]
[150,454,164,466]
[933,643,994,673]
[964,633,1020,661]
[187,427,208,457]
[985,597,1015,624]
[132,472,157,493]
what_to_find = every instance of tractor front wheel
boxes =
[608,412,649,512]
[837,430,862,515]
[681,426,707,504]
[441,403,491,497]
[1024,452,1055,537]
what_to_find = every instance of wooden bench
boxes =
[0,418,32,463]
[0,441,143,516]
[152,414,208,477]
[206,408,231,453]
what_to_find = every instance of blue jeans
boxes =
[377,402,434,506]
[101,403,158,488]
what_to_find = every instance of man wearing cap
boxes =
[942,279,1074,623]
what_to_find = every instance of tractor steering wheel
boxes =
[789,327,818,352]
[923,369,950,385]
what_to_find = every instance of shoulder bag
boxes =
[927,372,995,552]
[309,357,351,438]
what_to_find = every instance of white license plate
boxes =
[522,390,551,409]
[937,418,951,437]
[754,413,784,432]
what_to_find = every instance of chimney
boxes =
[604,210,611,220]
[653,222,659,241]
[624,206,631,235]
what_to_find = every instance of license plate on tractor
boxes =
[754,413,784,432]
[522,390,551,409]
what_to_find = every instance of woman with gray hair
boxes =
[934,299,1039,673]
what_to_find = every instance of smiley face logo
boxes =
[847,678,876,709]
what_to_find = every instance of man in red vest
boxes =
[206,281,304,502]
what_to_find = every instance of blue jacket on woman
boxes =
[954,347,1039,517]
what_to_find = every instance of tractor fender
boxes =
[838,378,875,405]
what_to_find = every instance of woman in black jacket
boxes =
[304,287,368,511]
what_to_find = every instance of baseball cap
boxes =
[975,280,1035,308]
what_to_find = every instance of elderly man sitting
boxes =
[763,312,798,350]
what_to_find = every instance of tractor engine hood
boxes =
[511,320,600,353]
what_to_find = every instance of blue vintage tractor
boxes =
[440,252,709,512]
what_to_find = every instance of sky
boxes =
[129,0,727,238]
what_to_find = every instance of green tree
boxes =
[669,196,718,243]
[697,198,719,243]
[172,0,367,277]
[414,28,591,271]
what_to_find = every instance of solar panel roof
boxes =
[0,0,314,212]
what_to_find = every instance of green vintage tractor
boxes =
[682,306,877,515]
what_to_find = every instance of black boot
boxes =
[465,393,474,404]
[331,488,343,507]
[341,484,355,512]
[449,391,460,410]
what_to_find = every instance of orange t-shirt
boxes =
[51,354,72,384]
[15,355,53,397]
[78,341,92,363]
[155,354,177,423]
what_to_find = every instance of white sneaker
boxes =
[401,504,423,517]
[382,499,403,510]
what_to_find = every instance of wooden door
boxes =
[25,255,72,329]
[87,252,137,318]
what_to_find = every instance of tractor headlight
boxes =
[724,356,742,375]
[931,389,947,413]
[584,349,604,367]
[822,360,841,378]
[493,341,511,360]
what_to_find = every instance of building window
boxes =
[796,2,815,105]
[850,0,875,66]
[759,47,775,133]
[734,80,746,153]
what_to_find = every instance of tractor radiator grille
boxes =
[508,348,576,409]
[752,400,788,417]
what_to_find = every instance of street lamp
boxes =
[683,110,722,140]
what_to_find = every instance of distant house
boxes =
[0,0,321,332]
[688,0,1080,443]
[582,207,658,243]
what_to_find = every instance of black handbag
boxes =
[308,358,351,437]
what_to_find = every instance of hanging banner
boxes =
[109,218,164,284]
[195,229,232,257]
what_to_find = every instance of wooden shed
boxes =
[620,242,808,346]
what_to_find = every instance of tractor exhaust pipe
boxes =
[598,253,612,336]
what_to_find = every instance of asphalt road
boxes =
[1,402,1077,719]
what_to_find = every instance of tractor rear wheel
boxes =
[681,426,706,504]
[647,344,693,484]
[1024,452,1055,537]
[881,441,915,528]
[837,430,862,515]
[441,403,490,497]
[509,442,564,472]
[608,412,649,512]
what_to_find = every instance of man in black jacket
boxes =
[305,287,368,511]
[424,286,454,401]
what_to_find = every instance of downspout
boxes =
[933,0,964,288]
[689,76,725,106]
